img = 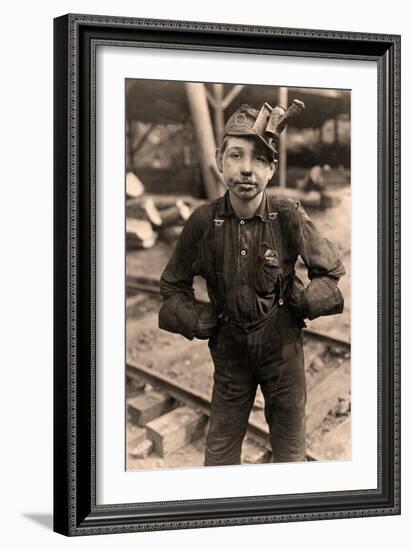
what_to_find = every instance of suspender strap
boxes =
[213,218,226,316]
[214,218,225,274]
[267,198,283,264]
[267,198,287,302]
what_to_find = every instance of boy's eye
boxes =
[229,152,241,159]
[256,156,268,164]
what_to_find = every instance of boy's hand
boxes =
[196,302,219,339]
[285,275,308,318]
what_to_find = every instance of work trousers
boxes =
[204,306,306,466]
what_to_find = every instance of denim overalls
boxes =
[204,194,306,465]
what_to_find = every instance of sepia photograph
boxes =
[52,12,400,536]
[125,79,351,471]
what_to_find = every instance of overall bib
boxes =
[204,200,306,466]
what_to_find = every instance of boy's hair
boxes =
[219,135,277,163]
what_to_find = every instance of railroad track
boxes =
[125,285,351,470]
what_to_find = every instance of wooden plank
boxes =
[137,194,203,210]
[128,427,147,450]
[127,361,212,419]
[126,218,157,249]
[267,187,321,207]
[306,365,350,435]
[267,186,340,209]
[222,84,245,110]
[146,406,208,457]
[308,418,351,461]
[129,439,154,459]
[128,390,175,426]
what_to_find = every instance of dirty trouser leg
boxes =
[205,328,257,466]
[258,338,306,462]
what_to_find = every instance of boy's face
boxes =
[216,136,276,202]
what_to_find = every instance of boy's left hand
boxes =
[196,302,219,339]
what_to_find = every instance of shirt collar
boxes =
[217,190,274,222]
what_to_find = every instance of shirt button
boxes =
[241,250,247,256]
[278,298,284,306]
[240,219,245,225]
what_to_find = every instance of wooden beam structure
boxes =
[278,87,288,187]
[221,84,245,110]
[212,83,225,146]
[185,82,222,200]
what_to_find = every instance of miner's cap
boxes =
[223,104,277,161]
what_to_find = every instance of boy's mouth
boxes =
[235,180,256,187]
[236,184,257,192]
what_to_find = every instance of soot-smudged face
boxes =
[216,136,276,202]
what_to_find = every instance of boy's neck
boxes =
[228,190,264,219]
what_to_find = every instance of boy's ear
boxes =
[270,158,278,178]
[215,149,223,173]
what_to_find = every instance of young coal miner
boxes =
[159,101,345,466]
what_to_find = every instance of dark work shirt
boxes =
[222,193,278,324]
[159,191,345,339]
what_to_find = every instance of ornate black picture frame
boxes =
[53,14,400,536]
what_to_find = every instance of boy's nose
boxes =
[240,159,253,175]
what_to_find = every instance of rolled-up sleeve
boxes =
[159,206,203,339]
[293,201,346,319]
[297,204,345,281]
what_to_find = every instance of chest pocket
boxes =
[254,205,284,295]
[255,241,281,294]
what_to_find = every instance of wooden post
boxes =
[278,87,288,187]
[126,119,132,170]
[213,83,225,146]
[221,84,244,110]
[185,82,224,199]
